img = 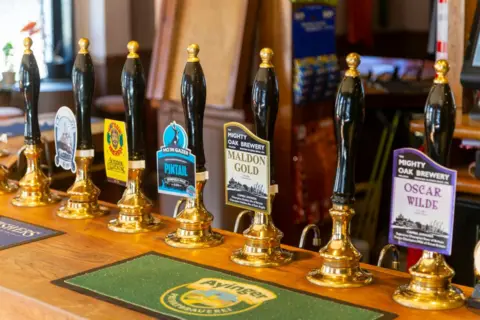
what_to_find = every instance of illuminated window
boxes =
[0,0,73,80]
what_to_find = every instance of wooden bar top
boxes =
[0,192,476,319]
[410,112,480,141]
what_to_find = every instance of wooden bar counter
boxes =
[0,192,476,319]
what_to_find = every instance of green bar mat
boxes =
[53,252,397,320]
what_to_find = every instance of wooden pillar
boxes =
[446,0,477,111]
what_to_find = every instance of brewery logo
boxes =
[106,122,125,156]
[160,278,276,317]
[157,121,196,198]
[104,119,128,185]
[224,122,270,213]
[54,106,77,173]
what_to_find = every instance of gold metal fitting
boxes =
[108,166,160,233]
[57,154,109,219]
[127,40,139,59]
[0,165,17,194]
[23,37,33,54]
[434,59,449,84]
[78,38,89,54]
[299,224,321,248]
[393,250,465,310]
[345,53,360,78]
[166,174,223,248]
[187,44,200,63]
[377,244,400,270]
[231,192,293,267]
[307,204,372,287]
[259,48,274,68]
[11,144,60,206]
[0,148,9,158]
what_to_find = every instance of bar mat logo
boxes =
[0,216,63,250]
[160,277,276,316]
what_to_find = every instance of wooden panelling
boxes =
[148,0,257,109]
[447,0,478,111]
[165,0,249,107]
[146,0,179,100]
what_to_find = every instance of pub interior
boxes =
[1,0,480,319]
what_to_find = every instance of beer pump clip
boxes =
[230,48,293,267]
[165,44,223,248]
[56,38,109,219]
[11,38,60,207]
[392,60,465,310]
[108,41,161,233]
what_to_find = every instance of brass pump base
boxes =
[166,175,223,248]
[0,165,18,194]
[0,149,9,158]
[11,144,60,207]
[307,204,372,288]
[57,154,109,219]
[231,210,293,268]
[108,166,160,233]
[393,251,465,310]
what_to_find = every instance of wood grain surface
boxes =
[410,112,480,141]
[0,191,476,319]
[161,0,253,109]
[456,166,480,195]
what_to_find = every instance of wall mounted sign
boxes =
[54,106,77,173]
[157,122,196,198]
[389,148,456,255]
[224,122,270,213]
[104,119,128,185]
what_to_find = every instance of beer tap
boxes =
[11,37,60,207]
[108,41,160,233]
[0,164,17,194]
[57,38,109,219]
[306,53,373,287]
[231,48,293,267]
[165,44,223,248]
[392,60,465,310]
